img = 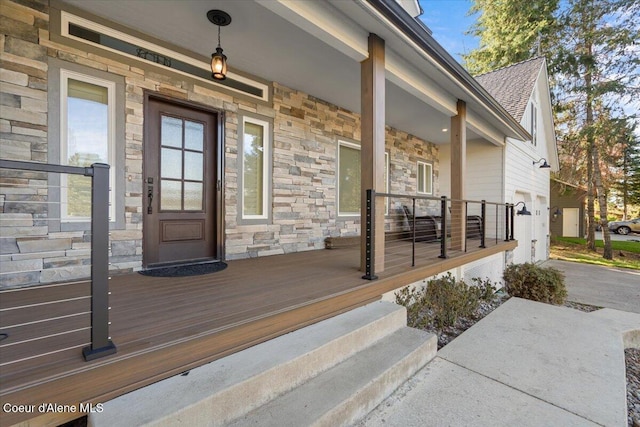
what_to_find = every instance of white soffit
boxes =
[262,0,458,117]
[385,49,457,116]
[466,109,504,146]
[258,0,369,62]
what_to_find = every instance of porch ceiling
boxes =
[60,0,483,145]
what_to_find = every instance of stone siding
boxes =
[0,0,439,286]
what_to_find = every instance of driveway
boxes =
[596,230,640,242]
[544,259,640,314]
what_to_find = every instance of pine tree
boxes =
[616,123,640,218]
[553,0,640,258]
[465,0,640,260]
[463,0,559,75]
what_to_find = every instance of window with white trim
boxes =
[241,116,270,220]
[338,142,389,216]
[417,161,433,195]
[60,70,116,221]
[338,141,361,216]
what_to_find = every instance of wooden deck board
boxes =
[0,240,516,426]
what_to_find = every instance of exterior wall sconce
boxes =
[551,206,562,221]
[515,201,532,216]
[533,158,551,168]
[207,10,231,81]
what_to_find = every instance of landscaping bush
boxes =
[503,263,567,304]
[426,274,494,328]
[395,274,497,329]
[394,285,429,329]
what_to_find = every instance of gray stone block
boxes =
[111,240,136,256]
[40,265,91,283]
[0,258,42,274]
[0,271,41,289]
[0,237,19,254]
[17,238,72,253]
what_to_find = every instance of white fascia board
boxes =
[467,109,505,146]
[258,0,369,62]
[536,67,560,171]
[385,49,457,115]
[394,0,422,17]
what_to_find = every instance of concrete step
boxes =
[228,327,437,427]
[89,301,409,427]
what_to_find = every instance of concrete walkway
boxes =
[544,259,640,314]
[359,298,640,426]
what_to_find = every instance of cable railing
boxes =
[0,159,116,362]
[363,189,516,279]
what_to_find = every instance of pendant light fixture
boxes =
[533,158,551,169]
[207,10,231,81]
[514,201,532,216]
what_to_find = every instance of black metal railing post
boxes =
[362,189,378,280]
[0,159,117,361]
[480,200,486,248]
[504,203,511,242]
[495,204,499,245]
[439,196,447,259]
[411,197,416,267]
[464,201,468,253]
[510,204,515,241]
[83,163,117,361]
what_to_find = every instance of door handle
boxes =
[147,181,154,214]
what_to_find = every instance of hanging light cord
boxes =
[217,25,222,49]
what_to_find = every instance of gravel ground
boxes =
[419,296,639,426]
[627,348,640,427]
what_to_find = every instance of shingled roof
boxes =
[474,57,546,122]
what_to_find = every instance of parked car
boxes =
[608,218,640,235]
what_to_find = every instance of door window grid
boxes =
[160,115,205,212]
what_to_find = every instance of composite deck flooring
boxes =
[0,239,515,426]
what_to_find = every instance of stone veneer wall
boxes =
[0,0,439,287]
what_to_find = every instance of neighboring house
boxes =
[0,1,555,425]
[550,178,587,238]
[472,57,559,263]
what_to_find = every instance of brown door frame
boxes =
[142,92,225,266]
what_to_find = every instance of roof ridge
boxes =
[473,56,545,78]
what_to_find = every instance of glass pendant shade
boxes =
[211,47,227,80]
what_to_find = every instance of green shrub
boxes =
[395,274,495,329]
[425,273,484,328]
[394,285,429,328]
[503,263,567,304]
[471,277,497,301]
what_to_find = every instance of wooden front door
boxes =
[144,97,219,266]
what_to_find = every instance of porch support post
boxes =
[450,100,467,251]
[360,34,386,273]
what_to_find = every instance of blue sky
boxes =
[417,0,479,64]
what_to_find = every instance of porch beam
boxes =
[450,100,467,251]
[361,33,386,272]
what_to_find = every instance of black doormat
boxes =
[139,261,227,277]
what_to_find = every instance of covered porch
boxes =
[1,0,526,424]
[0,238,515,426]
[47,0,529,270]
